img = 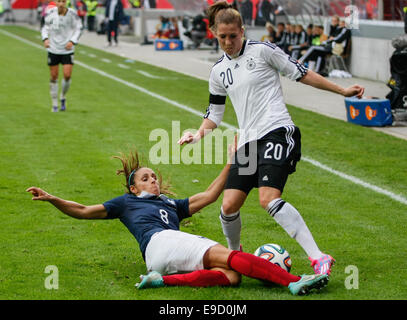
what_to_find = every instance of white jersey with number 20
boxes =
[207,40,308,149]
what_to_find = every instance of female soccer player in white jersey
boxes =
[41,0,82,112]
[26,149,328,295]
[178,1,365,276]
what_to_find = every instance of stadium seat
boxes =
[326,38,352,74]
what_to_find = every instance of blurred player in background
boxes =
[179,1,364,276]
[41,0,82,112]
[105,0,124,46]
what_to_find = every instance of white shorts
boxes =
[145,229,218,275]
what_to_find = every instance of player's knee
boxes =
[259,197,271,209]
[259,195,279,209]
[221,200,240,214]
[259,189,282,209]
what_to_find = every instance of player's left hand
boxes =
[65,41,74,50]
[343,84,365,99]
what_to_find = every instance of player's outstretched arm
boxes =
[26,187,107,219]
[300,69,365,98]
[187,163,231,215]
[178,118,217,145]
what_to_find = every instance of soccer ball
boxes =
[254,243,292,272]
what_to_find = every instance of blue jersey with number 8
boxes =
[103,194,190,259]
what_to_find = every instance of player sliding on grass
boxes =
[26,148,328,295]
[178,1,365,276]
[41,0,82,112]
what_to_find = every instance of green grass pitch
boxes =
[1,26,407,300]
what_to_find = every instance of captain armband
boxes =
[203,94,226,127]
[209,94,226,105]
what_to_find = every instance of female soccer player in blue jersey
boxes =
[178,1,365,277]
[26,149,328,295]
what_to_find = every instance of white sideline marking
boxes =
[117,63,130,69]
[101,58,111,63]
[136,70,164,79]
[2,29,406,206]
[303,157,407,205]
[137,70,180,80]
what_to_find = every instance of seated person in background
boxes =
[161,17,180,39]
[299,24,314,56]
[328,15,340,38]
[298,25,330,73]
[275,22,288,51]
[261,22,276,43]
[305,24,314,44]
[288,24,308,60]
[284,23,295,53]
[300,21,350,74]
[154,16,170,39]
[312,25,328,45]
[190,13,208,48]
[330,19,351,56]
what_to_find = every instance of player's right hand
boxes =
[178,131,196,145]
[26,187,52,201]
[44,39,50,48]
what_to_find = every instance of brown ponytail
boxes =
[207,1,242,32]
[113,149,175,196]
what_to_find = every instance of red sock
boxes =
[227,251,301,286]
[162,270,231,287]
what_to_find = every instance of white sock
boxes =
[49,80,58,107]
[219,206,241,251]
[267,199,323,260]
[60,78,71,100]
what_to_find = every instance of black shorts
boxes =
[47,52,74,66]
[225,126,301,194]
